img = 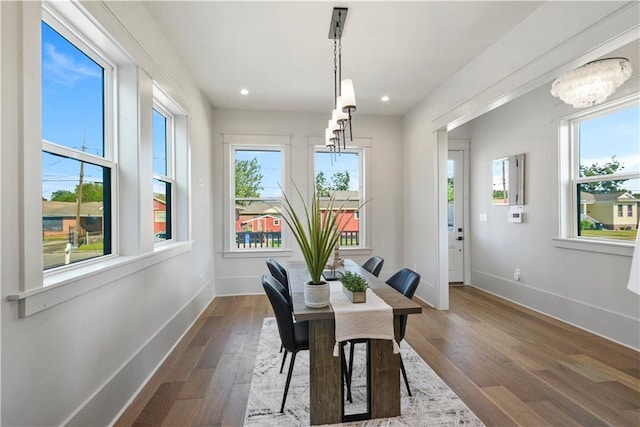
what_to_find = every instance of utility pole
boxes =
[74,133,86,247]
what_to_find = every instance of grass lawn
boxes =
[78,241,104,251]
[581,229,637,241]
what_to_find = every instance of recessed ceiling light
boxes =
[381,96,390,102]
[240,89,249,96]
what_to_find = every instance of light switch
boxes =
[479,213,488,222]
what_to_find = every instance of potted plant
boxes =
[338,271,368,303]
[280,185,350,308]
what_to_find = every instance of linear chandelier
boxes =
[550,57,632,108]
[325,7,356,152]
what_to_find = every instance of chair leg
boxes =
[279,343,283,353]
[400,355,411,397]
[340,345,352,403]
[280,350,297,413]
[280,350,288,374]
[348,341,355,385]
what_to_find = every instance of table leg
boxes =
[369,338,400,418]
[309,319,342,425]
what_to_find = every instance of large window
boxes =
[153,106,174,243]
[315,149,364,248]
[41,19,113,270]
[233,148,283,250]
[566,99,639,242]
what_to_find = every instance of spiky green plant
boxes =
[280,185,351,284]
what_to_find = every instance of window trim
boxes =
[555,93,638,255]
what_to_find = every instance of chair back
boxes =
[386,268,421,340]
[362,256,384,277]
[262,274,296,351]
[266,258,289,292]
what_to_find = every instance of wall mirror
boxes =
[492,153,525,205]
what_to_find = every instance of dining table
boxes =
[287,259,422,425]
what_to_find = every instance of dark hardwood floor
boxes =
[115,286,640,426]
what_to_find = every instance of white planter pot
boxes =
[304,281,330,308]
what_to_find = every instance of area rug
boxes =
[244,318,484,426]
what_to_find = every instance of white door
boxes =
[448,151,464,283]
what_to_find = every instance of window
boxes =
[315,148,364,248]
[41,19,113,270]
[152,106,174,243]
[564,99,639,243]
[232,148,283,250]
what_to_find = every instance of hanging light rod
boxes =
[328,7,348,40]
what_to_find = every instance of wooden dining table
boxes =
[287,259,422,425]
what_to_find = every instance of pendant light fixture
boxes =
[325,7,357,152]
[550,57,633,108]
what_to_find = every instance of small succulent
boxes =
[339,271,368,292]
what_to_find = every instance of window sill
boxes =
[223,249,293,259]
[552,237,634,257]
[7,241,193,317]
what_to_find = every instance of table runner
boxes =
[329,281,399,356]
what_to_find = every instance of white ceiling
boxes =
[144,1,543,116]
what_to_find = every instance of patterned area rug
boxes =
[244,318,484,426]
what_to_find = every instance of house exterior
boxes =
[42,200,104,240]
[153,197,167,235]
[580,191,639,230]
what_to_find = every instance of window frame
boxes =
[152,102,175,245]
[41,10,118,273]
[222,134,292,258]
[313,144,369,252]
[556,93,639,255]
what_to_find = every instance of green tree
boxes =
[315,171,330,197]
[331,171,350,191]
[579,156,628,194]
[447,177,454,203]
[315,171,351,196]
[49,182,104,202]
[235,158,263,198]
[78,182,103,202]
[50,190,77,202]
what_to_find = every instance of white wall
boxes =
[1,1,215,425]
[465,82,640,349]
[210,109,403,295]
[403,1,639,347]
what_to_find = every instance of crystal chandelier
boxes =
[550,57,632,108]
[325,7,356,151]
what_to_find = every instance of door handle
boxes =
[456,236,464,241]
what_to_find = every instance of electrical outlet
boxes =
[199,273,205,283]
[514,268,521,281]
[480,213,488,222]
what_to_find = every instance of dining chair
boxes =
[262,274,309,413]
[262,274,353,410]
[265,274,294,373]
[361,256,384,277]
[385,268,421,396]
[347,267,421,396]
[266,258,289,294]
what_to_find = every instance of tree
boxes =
[235,158,263,198]
[49,182,104,202]
[447,177,454,203]
[315,171,330,197]
[331,171,350,191]
[315,171,351,196]
[78,182,103,202]
[50,190,77,202]
[579,156,628,194]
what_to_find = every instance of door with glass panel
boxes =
[448,151,464,283]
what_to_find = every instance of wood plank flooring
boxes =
[115,287,640,426]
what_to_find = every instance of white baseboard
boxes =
[470,270,640,351]
[63,281,215,426]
